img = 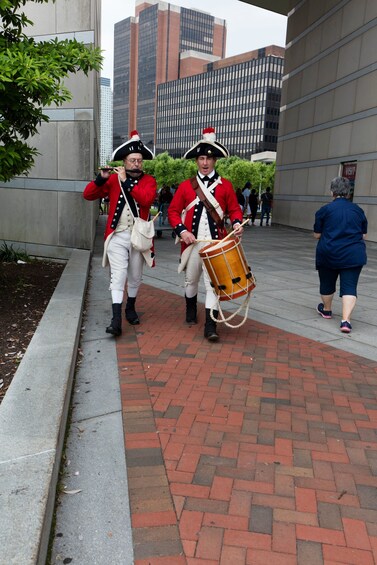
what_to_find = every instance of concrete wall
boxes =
[0,0,101,259]
[273,0,377,241]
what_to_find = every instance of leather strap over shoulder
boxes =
[119,177,139,217]
[190,177,224,229]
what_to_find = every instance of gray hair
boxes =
[330,176,351,197]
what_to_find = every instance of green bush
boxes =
[107,154,275,192]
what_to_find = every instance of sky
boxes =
[101,0,287,83]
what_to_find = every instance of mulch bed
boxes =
[0,261,65,403]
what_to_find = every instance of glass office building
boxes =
[180,7,215,54]
[100,78,113,165]
[156,48,284,158]
[113,1,226,151]
[113,18,133,148]
[136,4,159,147]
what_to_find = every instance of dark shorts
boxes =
[317,266,363,297]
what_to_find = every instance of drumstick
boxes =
[196,218,248,244]
[221,218,249,243]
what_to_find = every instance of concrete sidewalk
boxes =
[50,217,134,565]
[1,215,376,564]
[50,218,377,564]
[143,222,377,361]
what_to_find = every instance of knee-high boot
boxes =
[185,295,197,324]
[125,296,140,325]
[106,303,122,336]
[204,308,219,342]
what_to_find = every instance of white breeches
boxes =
[106,230,144,304]
[185,241,217,310]
[185,213,218,309]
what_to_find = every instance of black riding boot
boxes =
[106,303,122,336]
[185,295,198,324]
[125,296,140,325]
[204,308,219,342]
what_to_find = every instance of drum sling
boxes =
[190,177,224,231]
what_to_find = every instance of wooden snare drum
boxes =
[199,237,255,301]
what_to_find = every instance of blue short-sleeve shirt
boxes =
[314,198,367,269]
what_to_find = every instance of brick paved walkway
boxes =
[117,284,377,565]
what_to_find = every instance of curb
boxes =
[0,249,90,565]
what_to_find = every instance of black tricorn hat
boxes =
[183,127,229,159]
[112,130,154,161]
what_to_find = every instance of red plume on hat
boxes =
[183,126,229,159]
[111,130,154,161]
[202,127,216,142]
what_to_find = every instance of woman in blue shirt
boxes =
[314,176,367,333]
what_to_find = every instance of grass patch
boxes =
[0,242,30,263]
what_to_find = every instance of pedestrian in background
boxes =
[236,188,245,212]
[314,176,367,333]
[260,186,273,226]
[248,188,259,225]
[158,185,173,226]
[242,181,251,222]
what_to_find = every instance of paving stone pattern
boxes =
[117,284,377,565]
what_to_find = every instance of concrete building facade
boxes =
[156,46,284,158]
[0,0,101,259]
[243,0,377,242]
[100,77,113,166]
[113,0,226,150]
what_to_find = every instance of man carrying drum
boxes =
[168,127,243,342]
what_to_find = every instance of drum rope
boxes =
[210,291,252,329]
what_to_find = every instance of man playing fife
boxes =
[83,131,157,337]
[168,127,243,342]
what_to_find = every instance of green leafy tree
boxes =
[109,154,275,194]
[216,156,239,183]
[180,158,197,183]
[143,153,197,187]
[153,152,176,187]
[216,158,275,193]
[227,160,254,189]
[0,0,102,182]
[250,162,270,193]
[264,161,276,190]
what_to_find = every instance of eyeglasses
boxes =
[126,158,143,164]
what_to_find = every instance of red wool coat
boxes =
[83,172,157,265]
[168,176,243,256]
